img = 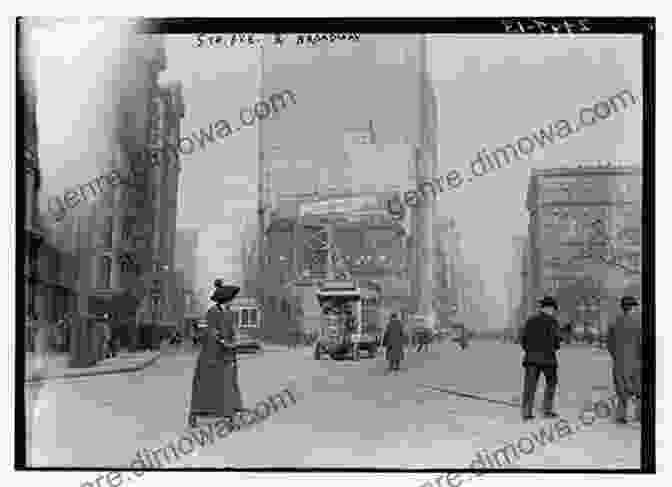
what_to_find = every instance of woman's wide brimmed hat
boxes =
[210,285,240,304]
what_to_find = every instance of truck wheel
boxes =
[314,344,321,360]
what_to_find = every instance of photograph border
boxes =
[14,16,655,475]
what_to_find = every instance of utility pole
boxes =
[414,34,436,333]
[256,36,266,301]
[325,223,335,280]
[70,211,95,367]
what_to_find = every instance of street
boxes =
[26,341,640,469]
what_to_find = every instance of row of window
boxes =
[541,177,641,202]
[96,253,144,289]
[233,307,259,328]
[543,251,640,268]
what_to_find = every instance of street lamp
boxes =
[577,300,587,343]
[150,277,162,350]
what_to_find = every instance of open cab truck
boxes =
[313,280,378,360]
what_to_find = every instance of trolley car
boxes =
[229,296,263,352]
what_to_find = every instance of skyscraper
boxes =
[260,35,429,198]
[258,35,438,325]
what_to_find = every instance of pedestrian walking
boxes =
[415,328,430,352]
[607,296,642,424]
[520,296,562,421]
[382,313,407,373]
[458,326,469,350]
[101,316,113,359]
[188,283,243,428]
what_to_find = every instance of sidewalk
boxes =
[25,350,161,384]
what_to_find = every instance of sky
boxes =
[30,28,642,328]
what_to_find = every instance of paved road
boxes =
[26,341,640,469]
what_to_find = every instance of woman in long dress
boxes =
[188,285,243,427]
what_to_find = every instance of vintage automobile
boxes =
[313,280,377,360]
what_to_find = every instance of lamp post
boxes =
[150,279,161,349]
[577,301,587,343]
[150,266,167,350]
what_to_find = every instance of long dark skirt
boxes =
[385,346,404,363]
[190,357,243,418]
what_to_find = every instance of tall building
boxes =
[258,35,438,328]
[261,35,428,198]
[526,163,642,330]
[23,24,179,363]
[175,227,199,289]
[143,81,185,338]
[444,218,466,311]
[175,226,202,328]
[433,215,455,319]
[460,262,487,329]
[21,27,46,348]
[21,23,83,354]
[80,35,173,350]
[42,34,176,355]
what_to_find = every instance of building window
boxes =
[281,299,291,319]
[122,217,135,242]
[103,215,114,248]
[98,256,112,289]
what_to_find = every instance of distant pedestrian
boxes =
[383,313,407,373]
[188,283,243,428]
[451,324,469,350]
[607,296,641,424]
[520,296,562,421]
[454,324,469,350]
[101,316,113,359]
[458,326,469,350]
[415,328,430,352]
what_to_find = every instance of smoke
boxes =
[25,18,140,228]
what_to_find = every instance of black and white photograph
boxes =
[14,16,654,478]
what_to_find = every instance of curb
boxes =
[25,351,162,385]
[417,383,521,409]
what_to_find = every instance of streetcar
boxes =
[313,280,378,360]
[229,296,263,353]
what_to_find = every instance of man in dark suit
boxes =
[520,296,562,421]
[607,296,641,424]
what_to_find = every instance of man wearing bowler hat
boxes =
[520,296,562,421]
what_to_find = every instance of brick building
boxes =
[526,163,642,332]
